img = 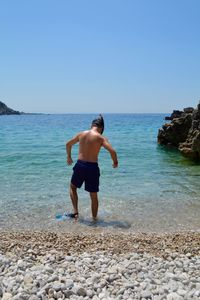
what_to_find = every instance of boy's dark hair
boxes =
[91,114,104,134]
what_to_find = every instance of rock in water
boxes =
[0,101,21,115]
[179,102,200,159]
[164,110,184,121]
[158,101,200,160]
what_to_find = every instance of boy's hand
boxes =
[67,157,73,165]
[113,161,118,168]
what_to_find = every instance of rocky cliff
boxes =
[0,101,21,115]
[158,102,200,159]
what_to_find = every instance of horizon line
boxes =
[19,111,171,115]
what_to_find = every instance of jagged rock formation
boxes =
[158,102,200,159]
[0,101,21,115]
[164,110,184,121]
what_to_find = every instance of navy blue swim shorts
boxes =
[71,160,100,192]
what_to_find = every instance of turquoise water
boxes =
[0,114,200,232]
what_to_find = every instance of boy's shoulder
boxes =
[78,130,89,136]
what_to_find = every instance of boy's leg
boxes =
[90,192,99,220]
[70,183,79,216]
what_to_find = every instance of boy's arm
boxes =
[102,137,118,168]
[66,133,80,165]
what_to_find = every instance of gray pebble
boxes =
[87,289,94,298]
[166,292,183,300]
[29,296,40,300]
[140,290,152,299]
[63,290,74,298]
[65,279,74,289]
[2,293,13,300]
[77,287,87,297]
[194,290,200,297]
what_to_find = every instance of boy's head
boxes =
[91,114,104,134]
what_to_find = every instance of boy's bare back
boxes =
[78,130,104,162]
[66,127,118,168]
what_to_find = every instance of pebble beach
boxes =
[0,230,200,300]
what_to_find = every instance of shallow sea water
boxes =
[0,114,200,233]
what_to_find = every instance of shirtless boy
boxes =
[66,115,118,220]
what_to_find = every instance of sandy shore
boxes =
[0,230,200,257]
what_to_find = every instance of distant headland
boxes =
[0,101,23,115]
[0,101,45,115]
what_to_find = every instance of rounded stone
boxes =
[57,291,64,299]
[177,289,187,297]
[24,274,33,285]
[65,279,74,289]
[166,292,183,300]
[0,288,3,298]
[48,288,55,298]
[44,266,54,274]
[29,296,40,300]
[77,287,87,297]
[140,291,152,299]
[87,289,94,298]
[194,290,200,297]
[63,290,74,298]
[2,293,13,300]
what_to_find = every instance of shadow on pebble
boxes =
[78,218,131,229]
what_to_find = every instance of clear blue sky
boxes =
[0,0,200,113]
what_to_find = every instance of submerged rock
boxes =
[158,102,200,160]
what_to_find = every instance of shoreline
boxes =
[1,229,200,257]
